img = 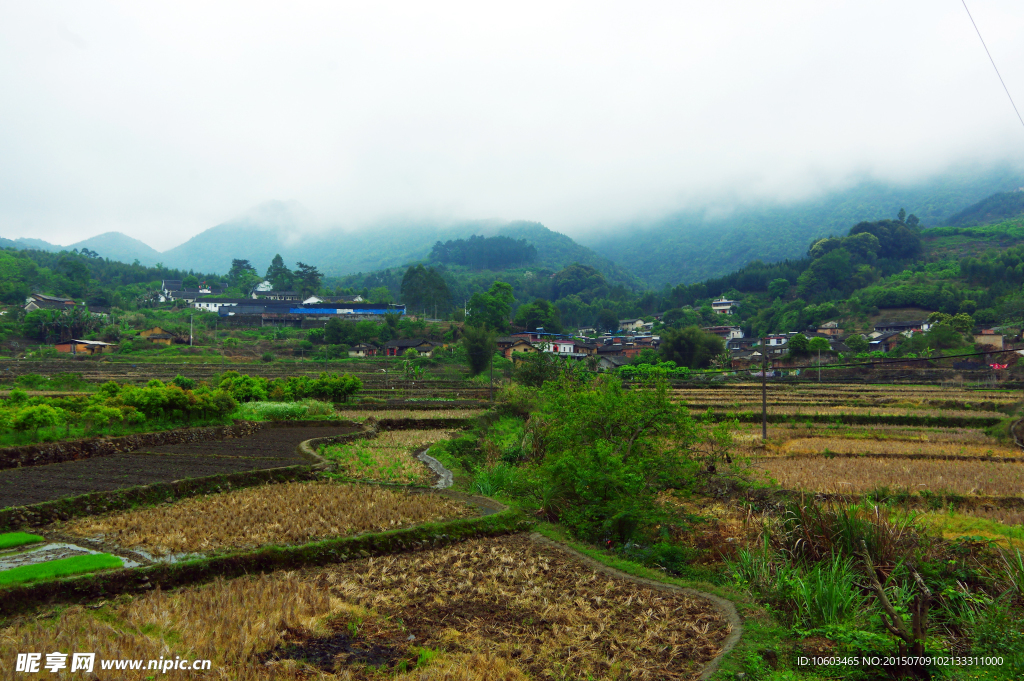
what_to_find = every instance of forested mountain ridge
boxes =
[582,165,1024,288]
[944,189,1024,227]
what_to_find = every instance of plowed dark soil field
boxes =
[0,425,359,508]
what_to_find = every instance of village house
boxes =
[24,293,75,312]
[383,338,435,357]
[54,339,113,355]
[618,319,645,333]
[253,291,302,302]
[192,298,248,313]
[139,327,175,346]
[703,325,744,341]
[973,329,1005,350]
[347,342,379,358]
[873,320,930,335]
[597,355,631,371]
[817,321,843,336]
[496,336,541,360]
[869,332,903,353]
[711,297,738,315]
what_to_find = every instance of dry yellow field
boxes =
[60,481,473,555]
[342,409,485,421]
[0,537,730,681]
[776,437,1021,459]
[756,456,1024,497]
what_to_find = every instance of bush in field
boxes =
[519,376,703,543]
[7,388,29,406]
[82,404,124,433]
[172,374,196,390]
[13,404,61,438]
[218,371,268,402]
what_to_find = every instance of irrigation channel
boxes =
[0,418,741,680]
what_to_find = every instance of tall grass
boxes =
[473,463,522,497]
[234,398,336,421]
[792,556,865,629]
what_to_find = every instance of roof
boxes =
[384,338,433,348]
[351,342,378,349]
[619,318,641,324]
[32,293,75,303]
[874,320,925,329]
[599,355,631,367]
[57,339,113,346]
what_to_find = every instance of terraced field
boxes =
[0,537,730,680]
[693,383,1024,513]
[58,481,474,556]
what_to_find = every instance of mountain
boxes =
[67,232,163,266]
[944,189,1024,227]
[580,164,1024,288]
[155,201,638,287]
[495,222,641,289]
[0,237,59,252]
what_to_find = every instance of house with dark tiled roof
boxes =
[597,355,631,371]
[24,293,75,312]
[383,338,435,357]
[348,342,379,358]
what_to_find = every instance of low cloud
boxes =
[1,1,1023,249]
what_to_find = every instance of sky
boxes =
[2,1,1024,251]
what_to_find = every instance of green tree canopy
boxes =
[466,281,514,331]
[514,299,563,333]
[461,324,497,377]
[658,326,724,369]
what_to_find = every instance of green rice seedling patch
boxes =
[0,553,123,586]
[0,532,45,551]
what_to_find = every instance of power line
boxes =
[961,0,1024,132]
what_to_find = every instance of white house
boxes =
[711,298,738,315]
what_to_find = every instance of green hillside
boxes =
[945,189,1024,227]
[582,165,1024,288]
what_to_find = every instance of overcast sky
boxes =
[2,1,1024,250]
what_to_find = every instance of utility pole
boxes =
[761,337,768,440]
[190,315,193,346]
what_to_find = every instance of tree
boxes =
[324,318,357,345]
[182,274,199,289]
[294,262,323,297]
[401,265,450,315]
[514,299,562,333]
[788,333,810,355]
[466,281,514,331]
[596,308,618,333]
[808,336,830,353]
[845,334,869,353]
[368,286,393,304]
[768,278,790,299]
[13,404,61,439]
[265,254,293,291]
[228,259,257,286]
[461,324,497,377]
[658,326,724,369]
